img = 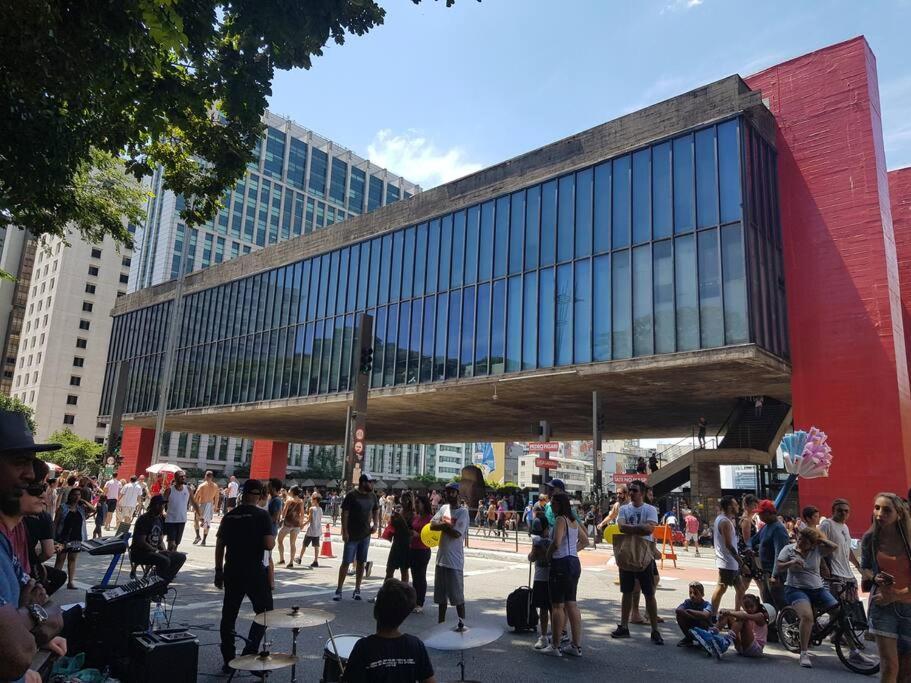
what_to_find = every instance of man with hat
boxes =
[215,479,274,672]
[129,494,186,583]
[334,472,380,602]
[0,409,66,680]
[749,499,790,608]
[431,482,469,629]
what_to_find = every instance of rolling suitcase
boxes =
[506,562,538,632]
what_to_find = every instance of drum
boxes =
[321,634,363,682]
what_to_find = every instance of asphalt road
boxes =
[56,525,873,682]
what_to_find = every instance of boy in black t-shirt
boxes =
[342,578,435,683]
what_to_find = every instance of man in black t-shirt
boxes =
[343,578,435,683]
[130,495,186,583]
[215,479,275,672]
[334,473,379,602]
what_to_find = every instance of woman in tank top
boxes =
[542,492,588,657]
[277,486,303,568]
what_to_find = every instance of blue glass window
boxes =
[696,128,718,228]
[386,185,400,204]
[317,254,331,319]
[674,234,698,350]
[718,120,742,224]
[309,148,328,198]
[506,276,522,372]
[330,158,348,205]
[509,191,525,274]
[384,304,399,386]
[632,245,653,356]
[611,251,631,359]
[464,206,480,285]
[421,295,436,382]
[475,283,490,376]
[525,185,540,269]
[653,240,674,353]
[402,227,415,299]
[434,293,448,381]
[330,316,344,392]
[287,139,307,189]
[439,215,452,289]
[292,194,304,237]
[371,307,387,388]
[451,211,465,288]
[555,263,573,366]
[340,314,355,391]
[408,302,421,384]
[593,162,611,254]
[540,180,557,266]
[357,243,369,310]
[346,246,359,312]
[390,230,404,302]
[612,155,631,248]
[557,174,574,263]
[574,259,591,363]
[414,223,428,297]
[522,272,538,370]
[538,268,555,367]
[721,224,748,344]
[673,135,695,233]
[427,219,440,294]
[326,251,340,317]
[494,196,509,278]
[446,290,461,379]
[632,149,651,244]
[396,301,410,385]
[698,228,723,347]
[335,249,348,316]
[378,234,392,305]
[310,320,324,394]
[348,167,366,213]
[264,127,286,179]
[367,238,381,308]
[575,169,593,258]
[478,202,493,281]
[490,279,505,374]
[593,254,611,361]
[307,259,320,321]
[368,176,384,211]
[460,286,476,377]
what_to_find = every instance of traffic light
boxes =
[359,346,374,374]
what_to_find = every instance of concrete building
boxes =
[104,38,911,534]
[517,454,594,496]
[12,231,133,442]
[0,228,36,395]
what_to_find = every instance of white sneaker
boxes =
[848,650,875,666]
[412,606,423,614]
[799,652,812,668]
[534,635,549,650]
[539,644,562,657]
[561,644,582,657]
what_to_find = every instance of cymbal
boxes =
[229,653,297,672]
[423,622,503,651]
[253,606,335,628]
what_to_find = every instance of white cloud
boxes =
[366,129,484,189]
[661,0,703,13]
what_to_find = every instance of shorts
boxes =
[549,556,581,604]
[226,497,237,511]
[164,522,186,546]
[342,536,371,564]
[387,546,410,571]
[532,580,551,610]
[718,568,741,586]
[869,601,911,646]
[303,534,320,548]
[737,640,764,657]
[106,499,117,513]
[686,532,699,543]
[199,503,213,528]
[785,585,839,611]
[434,565,465,606]
[619,567,655,597]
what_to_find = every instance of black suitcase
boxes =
[506,562,538,632]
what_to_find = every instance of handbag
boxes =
[613,532,658,572]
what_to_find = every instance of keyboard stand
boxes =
[99,532,131,588]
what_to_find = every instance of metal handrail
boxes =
[715,398,746,442]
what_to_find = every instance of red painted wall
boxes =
[891,168,911,378]
[117,426,156,479]
[747,37,911,535]
[250,440,288,481]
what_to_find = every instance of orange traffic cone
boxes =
[320,523,336,558]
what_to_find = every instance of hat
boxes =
[359,472,376,482]
[149,494,165,507]
[445,482,460,491]
[242,479,264,496]
[757,499,777,515]
[0,411,61,454]
[545,478,566,491]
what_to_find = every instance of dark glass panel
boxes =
[490,279,505,374]
[555,263,573,366]
[696,127,719,228]
[414,223,428,297]
[538,268,555,368]
[574,259,591,363]
[506,275,522,373]
[525,185,540,269]
[673,134,695,233]
[494,196,509,278]
[509,191,525,274]
[347,245,359,313]
[464,206,479,285]
[557,174,574,263]
[475,283,490,376]
[632,245,654,356]
[427,219,440,295]
[653,239,675,353]
[371,307,387,389]
[379,234,392,305]
[612,155,631,248]
[421,295,436,382]
[460,286,475,378]
[593,162,612,253]
[478,201,494,281]
[434,292,448,381]
[446,290,461,379]
[718,119,742,224]
[396,301,410,385]
[439,215,452,290]
[367,238,381,308]
[451,210,465,288]
[408,301,422,384]
[402,226,415,300]
[390,230,404,303]
[522,272,538,370]
[698,228,723,347]
[384,304,398,387]
[674,234,699,350]
[575,168,593,258]
[540,180,557,266]
[611,251,631,359]
[632,149,651,244]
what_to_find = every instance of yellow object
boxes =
[421,523,442,548]
[602,523,620,543]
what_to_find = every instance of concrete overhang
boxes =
[123,344,790,444]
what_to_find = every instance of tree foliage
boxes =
[0,394,36,432]
[46,429,105,473]
[0,0,462,245]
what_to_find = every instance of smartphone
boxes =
[880,572,896,585]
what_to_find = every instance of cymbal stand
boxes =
[326,619,346,679]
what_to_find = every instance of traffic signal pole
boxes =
[593,391,604,503]
[344,313,374,487]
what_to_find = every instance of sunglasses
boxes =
[25,483,48,497]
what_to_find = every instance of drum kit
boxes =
[227,606,503,682]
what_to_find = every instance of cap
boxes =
[757,499,777,515]
[149,494,165,507]
[0,410,61,455]
[242,479,264,496]
[445,482,460,491]
[359,472,376,482]
[545,478,566,491]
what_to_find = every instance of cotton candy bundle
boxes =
[780,428,832,479]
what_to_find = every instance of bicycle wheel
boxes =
[834,626,879,676]
[776,606,803,653]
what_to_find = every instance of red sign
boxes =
[354,441,364,455]
[528,442,560,453]
[612,473,644,484]
[355,428,365,441]
[535,457,559,469]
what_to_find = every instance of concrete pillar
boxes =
[117,426,155,478]
[250,440,288,481]
[690,461,722,511]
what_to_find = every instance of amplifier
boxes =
[128,629,199,683]
[83,591,150,670]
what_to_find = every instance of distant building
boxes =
[517,454,594,495]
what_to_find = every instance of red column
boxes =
[890,167,911,376]
[116,426,155,479]
[746,37,911,534]
[250,440,288,481]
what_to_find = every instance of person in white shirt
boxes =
[431,483,469,630]
[117,475,142,525]
[225,476,239,512]
[712,496,745,613]
[164,470,200,550]
[102,476,122,529]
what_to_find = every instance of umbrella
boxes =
[43,462,63,472]
[300,478,317,488]
[392,480,409,490]
[146,463,182,474]
[374,479,389,490]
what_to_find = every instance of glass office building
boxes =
[101,114,786,417]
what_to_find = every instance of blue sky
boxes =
[268,0,911,188]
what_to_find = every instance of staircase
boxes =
[648,397,792,500]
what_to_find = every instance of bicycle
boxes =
[776,578,879,675]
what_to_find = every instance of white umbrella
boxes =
[43,462,63,472]
[146,463,182,474]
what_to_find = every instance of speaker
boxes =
[128,629,199,682]
[83,591,150,670]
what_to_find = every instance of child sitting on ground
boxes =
[343,578,436,683]
[528,516,552,650]
[674,581,713,647]
[691,593,769,659]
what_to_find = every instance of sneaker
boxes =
[286,561,294,569]
[676,636,694,647]
[689,628,714,657]
[610,625,630,639]
[651,631,664,645]
[848,651,875,666]
[799,651,812,668]
[332,591,342,602]
[192,537,200,545]
[200,540,207,546]
[561,644,582,657]
[455,620,465,632]
[560,630,570,645]
[353,589,362,601]
[534,635,549,650]
[310,561,319,568]
[413,606,423,614]
[538,644,562,657]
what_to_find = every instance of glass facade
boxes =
[104,116,787,417]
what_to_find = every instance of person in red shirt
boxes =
[684,510,701,557]
[407,495,433,613]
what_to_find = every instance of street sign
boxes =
[535,457,559,469]
[354,441,364,455]
[612,472,645,484]
[528,442,559,453]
